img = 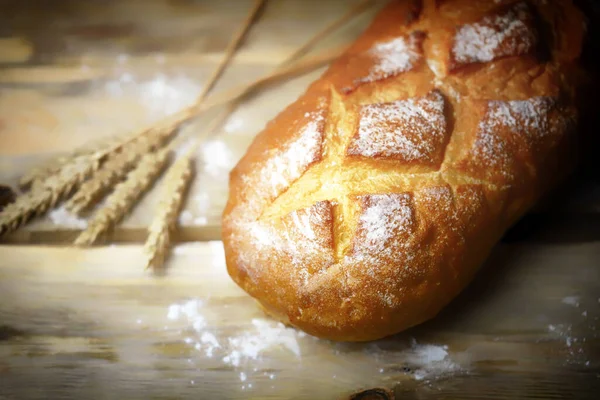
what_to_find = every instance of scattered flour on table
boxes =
[547,295,598,367]
[136,74,201,116]
[102,71,202,118]
[385,338,460,381]
[561,296,580,307]
[223,116,245,133]
[201,139,234,177]
[175,141,234,225]
[165,300,461,384]
[166,299,304,367]
[177,193,210,225]
[178,210,194,225]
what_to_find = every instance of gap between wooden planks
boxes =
[2,209,600,245]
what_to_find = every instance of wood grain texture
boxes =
[0,242,598,399]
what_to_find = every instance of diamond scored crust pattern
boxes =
[228,1,577,324]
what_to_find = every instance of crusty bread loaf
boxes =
[222,0,588,341]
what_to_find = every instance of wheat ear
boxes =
[143,150,193,270]
[64,121,179,215]
[18,133,128,190]
[73,148,171,246]
[1,154,99,236]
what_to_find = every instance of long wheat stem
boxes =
[193,0,266,104]
[280,0,373,67]
[193,47,345,113]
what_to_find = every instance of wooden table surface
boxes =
[0,1,599,399]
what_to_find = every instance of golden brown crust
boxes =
[222,0,587,341]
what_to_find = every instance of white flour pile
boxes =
[48,206,88,229]
[364,337,460,381]
[401,339,459,381]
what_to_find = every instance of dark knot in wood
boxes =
[346,387,395,400]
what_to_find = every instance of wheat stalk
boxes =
[73,148,171,246]
[142,107,233,270]
[194,0,266,103]
[1,154,99,236]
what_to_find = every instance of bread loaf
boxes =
[222,0,588,341]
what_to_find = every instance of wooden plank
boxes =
[0,242,598,398]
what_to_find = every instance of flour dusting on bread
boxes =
[476,97,554,163]
[452,2,536,65]
[366,33,422,81]
[223,0,585,341]
[260,111,325,197]
[352,193,414,258]
[241,201,334,284]
[348,91,446,164]
[485,98,550,136]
